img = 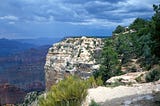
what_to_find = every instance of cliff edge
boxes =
[45,36,104,89]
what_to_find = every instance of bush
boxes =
[146,66,160,82]
[89,100,100,106]
[112,25,125,34]
[85,76,103,88]
[95,76,103,86]
[85,76,97,88]
[38,76,88,106]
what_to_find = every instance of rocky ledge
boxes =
[85,80,160,106]
[45,36,104,89]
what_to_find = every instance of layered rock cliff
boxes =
[0,45,50,105]
[45,37,104,89]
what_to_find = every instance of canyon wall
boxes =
[45,37,104,89]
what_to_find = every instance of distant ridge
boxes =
[61,35,111,41]
[14,37,61,46]
[0,38,37,56]
[63,35,111,38]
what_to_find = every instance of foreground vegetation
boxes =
[38,76,87,106]
[38,76,102,106]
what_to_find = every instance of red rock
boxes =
[0,84,26,105]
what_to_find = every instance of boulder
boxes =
[106,72,146,84]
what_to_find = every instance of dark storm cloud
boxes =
[0,0,159,38]
[0,0,158,24]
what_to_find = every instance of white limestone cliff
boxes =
[45,37,104,89]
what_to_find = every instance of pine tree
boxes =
[99,39,121,83]
[151,4,160,57]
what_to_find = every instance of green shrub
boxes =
[146,66,160,82]
[112,25,125,34]
[89,100,100,106]
[38,76,88,106]
[85,76,103,88]
[95,76,103,86]
[99,45,122,84]
[85,76,97,88]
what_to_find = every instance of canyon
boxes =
[0,38,51,105]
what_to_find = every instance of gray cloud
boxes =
[0,0,158,25]
[0,0,159,38]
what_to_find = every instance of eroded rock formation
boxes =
[45,37,104,89]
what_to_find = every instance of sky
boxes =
[0,0,159,39]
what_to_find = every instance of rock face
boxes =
[45,37,104,89]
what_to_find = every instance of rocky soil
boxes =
[85,80,160,106]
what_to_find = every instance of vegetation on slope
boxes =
[94,4,160,84]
